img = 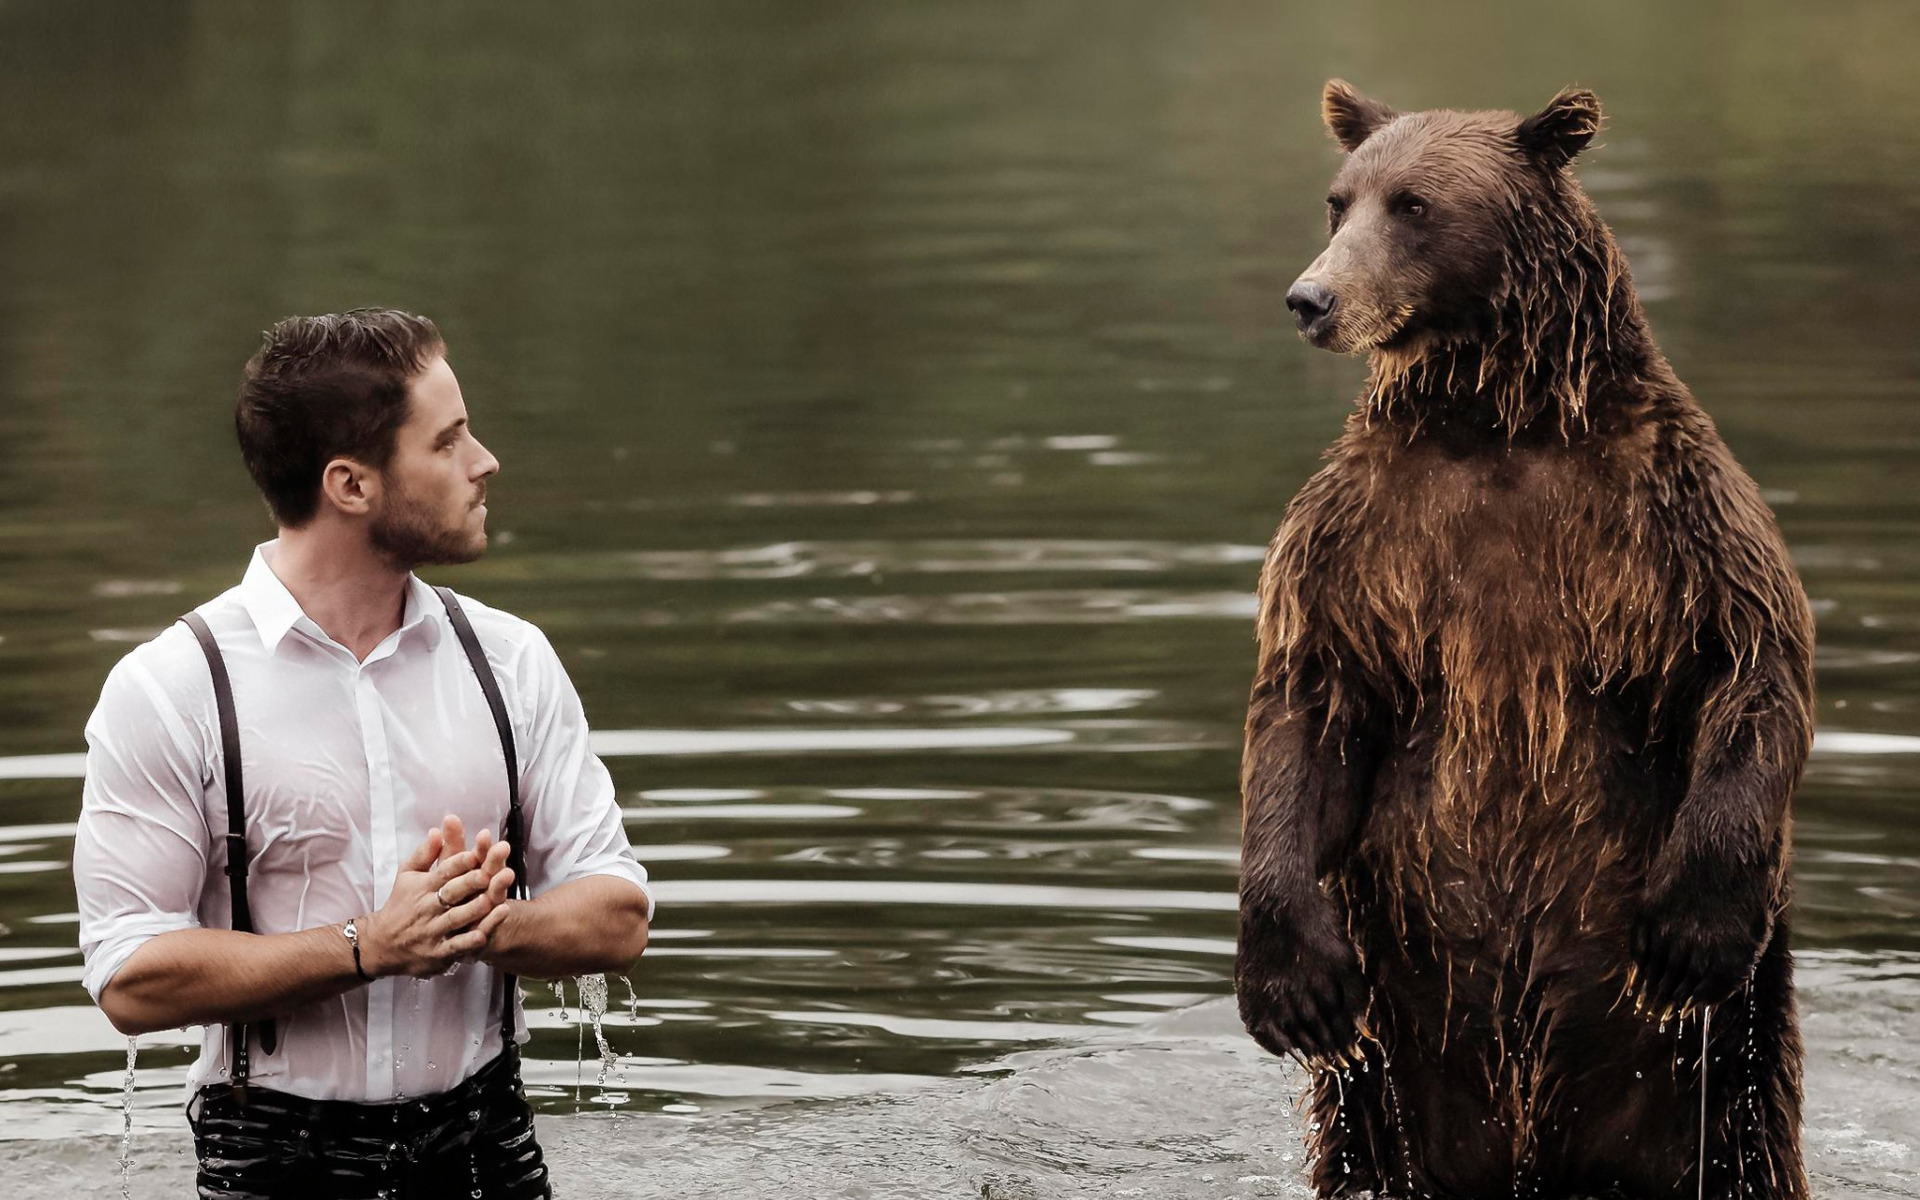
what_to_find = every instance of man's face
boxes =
[369,356,500,569]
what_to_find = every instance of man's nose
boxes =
[1286,280,1337,336]
[473,440,500,479]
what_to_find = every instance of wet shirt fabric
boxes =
[74,541,653,1103]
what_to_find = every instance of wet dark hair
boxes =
[235,308,445,527]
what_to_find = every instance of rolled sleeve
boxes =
[73,654,212,1002]
[514,631,653,919]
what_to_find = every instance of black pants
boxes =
[188,1050,551,1199]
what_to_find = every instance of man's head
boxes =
[236,309,499,568]
[1286,81,1604,357]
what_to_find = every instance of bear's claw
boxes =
[1630,882,1768,1020]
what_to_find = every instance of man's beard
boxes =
[369,482,486,570]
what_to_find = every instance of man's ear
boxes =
[1517,87,1602,170]
[1322,79,1396,152]
[319,457,377,517]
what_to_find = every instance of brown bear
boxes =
[1236,82,1814,1199]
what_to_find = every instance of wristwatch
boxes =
[343,917,373,982]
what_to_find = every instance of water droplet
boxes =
[119,1038,138,1199]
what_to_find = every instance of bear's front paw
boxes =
[1236,908,1369,1065]
[1630,880,1770,1019]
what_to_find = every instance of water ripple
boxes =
[652,879,1236,912]
[483,539,1266,583]
[724,589,1259,625]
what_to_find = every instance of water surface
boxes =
[0,1,1917,1192]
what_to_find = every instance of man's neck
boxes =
[268,526,412,662]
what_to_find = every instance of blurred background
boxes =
[0,0,1916,1152]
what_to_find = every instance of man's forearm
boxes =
[100,925,360,1036]
[483,875,649,979]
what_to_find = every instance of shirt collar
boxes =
[239,541,446,657]
[403,573,448,652]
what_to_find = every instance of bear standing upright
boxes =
[1236,83,1814,1199]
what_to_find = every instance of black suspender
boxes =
[179,588,529,1104]
[433,586,532,1047]
[179,612,276,1104]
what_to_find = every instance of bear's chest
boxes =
[1329,442,1671,692]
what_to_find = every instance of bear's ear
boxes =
[1517,87,1603,170]
[1322,79,1396,152]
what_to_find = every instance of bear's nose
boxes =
[1286,280,1336,337]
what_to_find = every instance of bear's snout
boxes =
[1286,279,1337,342]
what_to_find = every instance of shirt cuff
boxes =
[81,914,200,1003]
[570,862,654,922]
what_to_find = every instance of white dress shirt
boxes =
[74,542,652,1102]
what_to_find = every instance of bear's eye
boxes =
[1326,194,1348,229]
[1392,192,1429,219]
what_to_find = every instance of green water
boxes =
[1,0,1917,1152]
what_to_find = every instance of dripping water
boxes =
[118,1037,137,1200]
[1698,1004,1712,1200]
[396,977,421,1090]
[577,974,622,1105]
[1332,1066,1351,1177]
[572,981,585,1106]
[615,975,639,1086]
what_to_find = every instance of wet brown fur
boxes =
[1238,83,1814,1199]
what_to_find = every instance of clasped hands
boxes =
[352,815,516,980]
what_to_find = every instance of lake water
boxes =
[1,1,1917,1194]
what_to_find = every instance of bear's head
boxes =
[1287,81,1605,361]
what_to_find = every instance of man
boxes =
[73,309,651,1198]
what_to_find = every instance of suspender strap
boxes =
[433,586,530,1047]
[179,613,277,1105]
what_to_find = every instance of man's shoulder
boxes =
[433,588,554,659]
[90,586,247,720]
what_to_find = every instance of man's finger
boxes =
[474,901,513,941]
[440,814,467,862]
[437,866,493,908]
[486,867,516,906]
[444,928,489,958]
[401,828,443,875]
[427,849,480,890]
[436,894,493,934]
[473,827,492,862]
[482,840,512,878]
